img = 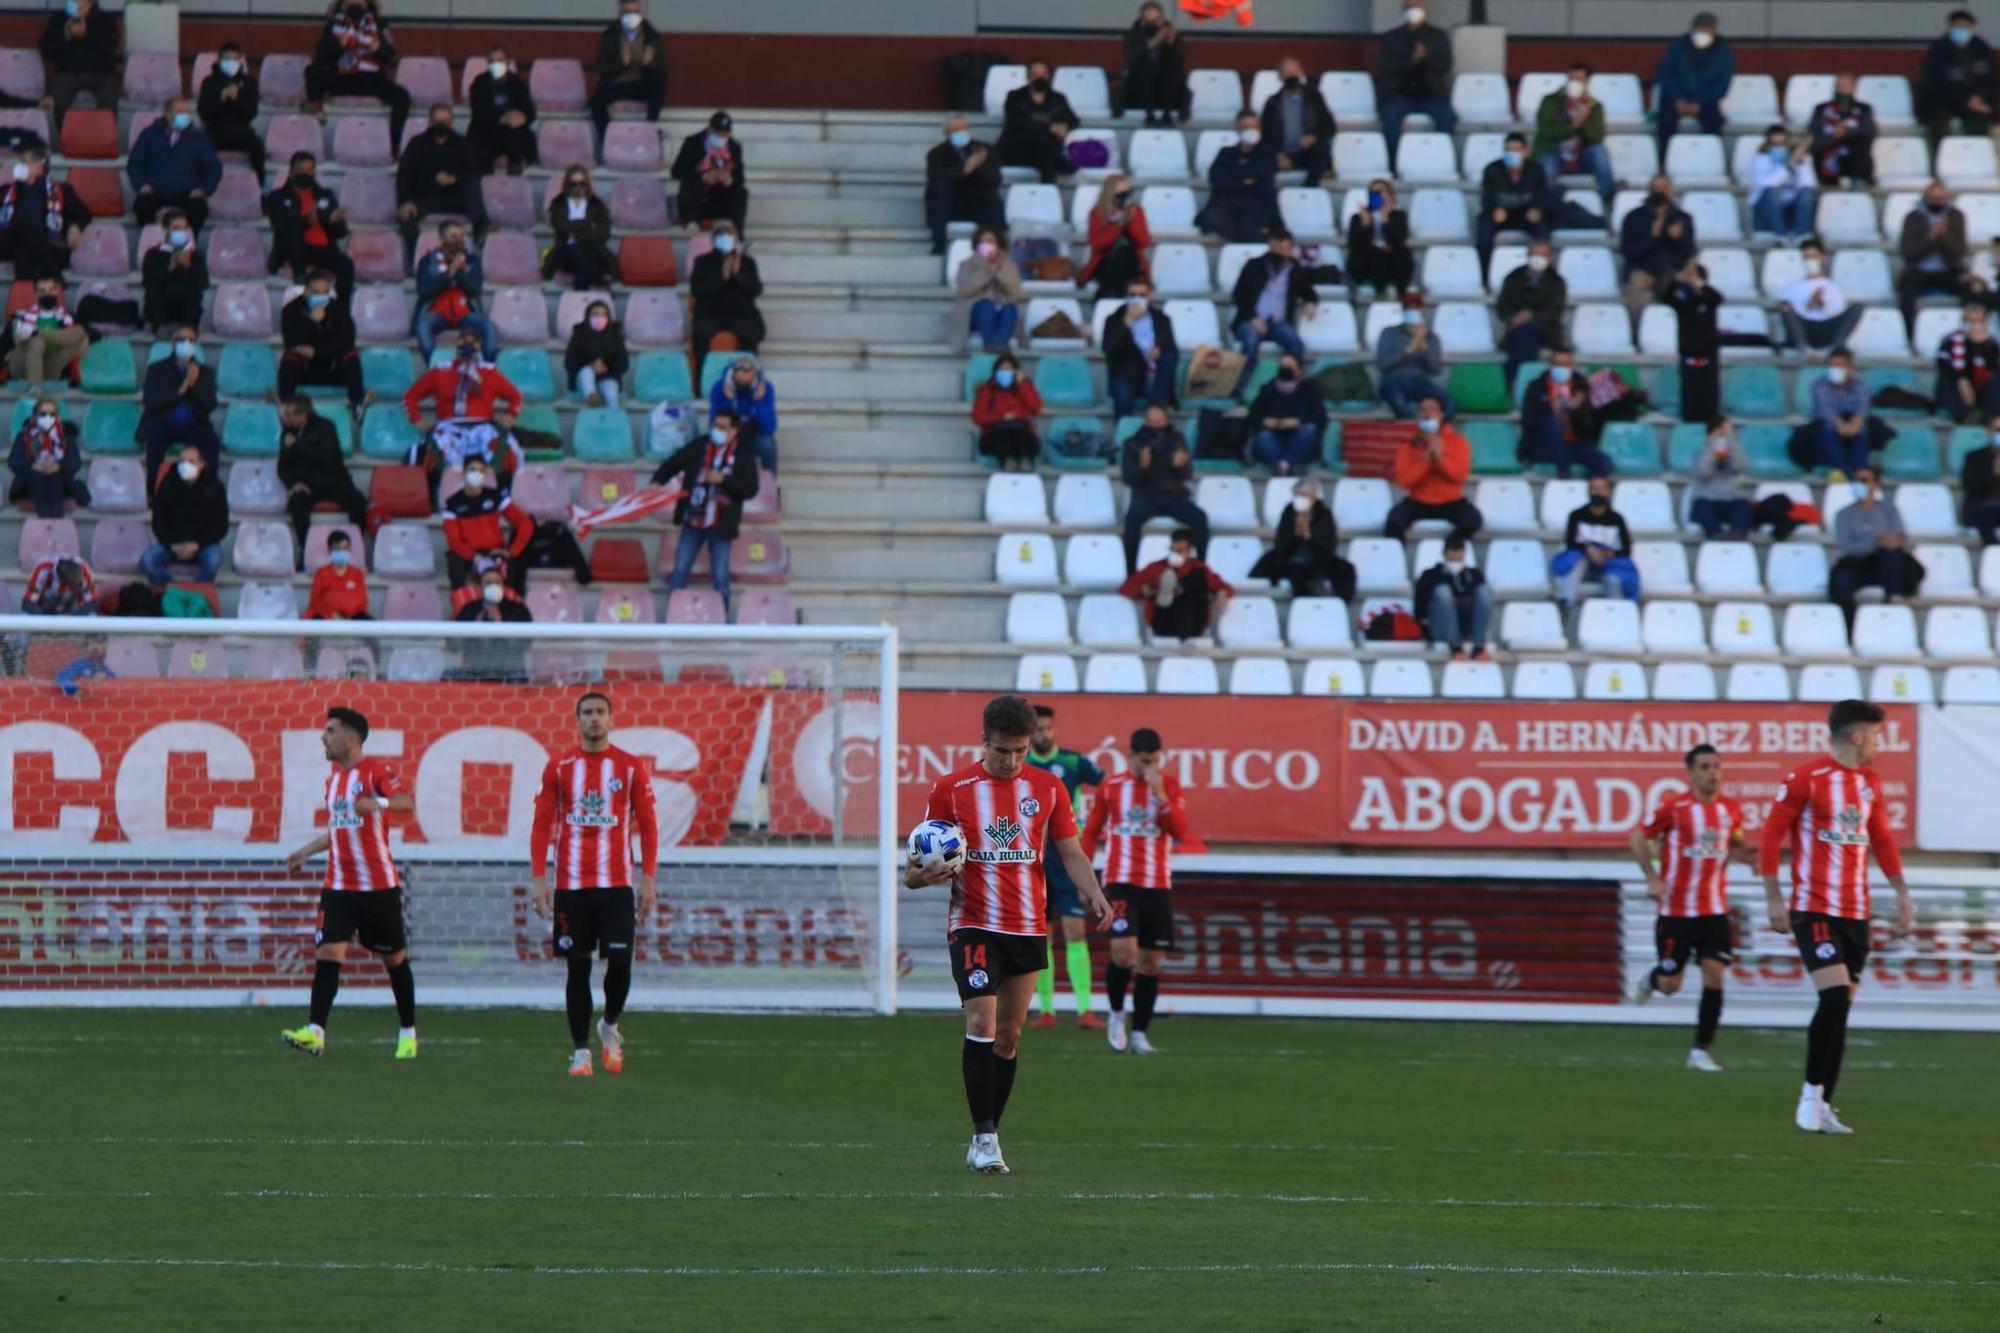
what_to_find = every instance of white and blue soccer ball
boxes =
[907,819,967,876]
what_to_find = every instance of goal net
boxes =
[0,615,900,1013]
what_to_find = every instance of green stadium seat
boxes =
[1722,365,1785,418]
[360,403,417,460]
[499,348,556,403]
[963,353,999,400]
[1791,368,1828,416]
[1238,355,1280,404]
[572,406,635,461]
[1738,423,1795,478]
[1666,422,1706,473]
[515,403,562,460]
[1447,360,1510,415]
[1035,355,1096,408]
[361,347,416,398]
[217,344,276,398]
[1866,366,1927,416]
[1113,415,1146,445]
[1463,419,1519,474]
[145,340,175,364]
[81,401,138,454]
[79,340,136,394]
[221,402,282,457]
[1600,421,1659,473]
[1045,415,1109,470]
[1307,360,1375,408]
[1319,420,1345,473]
[1945,425,1985,474]
[329,407,354,456]
[1643,364,1680,417]
[1511,360,1547,408]
[1878,427,1939,479]
[634,351,695,402]
[701,349,752,396]
[9,398,33,433]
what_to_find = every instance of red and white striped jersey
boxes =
[1082,772,1189,890]
[1641,791,1745,918]
[924,761,1077,938]
[323,757,406,892]
[530,746,660,890]
[1759,758,1904,920]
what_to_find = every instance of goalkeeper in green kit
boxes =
[1027,705,1106,1029]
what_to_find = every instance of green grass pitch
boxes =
[0,1008,1995,1329]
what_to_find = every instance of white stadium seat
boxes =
[1440,660,1506,699]
[1052,474,1116,528]
[1076,594,1142,648]
[1277,187,1336,240]
[1140,186,1199,236]
[983,65,1027,118]
[1459,131,1505,182]
[1005,593,1071,646]
[1570,303,1635,355]
[1206,536,1266,589]
[1334,131,1391,181]
[1394,132,1458,183]
[1869,665,1934,704]
[1484,539,1549,594]
[1592,74,1646,127]
[1858,74,1915,131]
[996,533,1058,585]
[1938,135,2000,189]
[1005,183,1065,229]
[1781,603,1850,659]
[1432,302,1496,354]
[1515,72,1565,121]
[1896,484,1960,538]
[1782,74,1834,129]
[1698,246,1755,297]
[1320,71,1378,127]
[1711,602,1778,657]
[1538,480,1589,535]
[1577,600,1642,655]
[1298,301,1360,354]
[1162,298,1221,348]
[1830,249,1894,304]
[1637,304,1678,358]
[1852,604,1920,659]
[1063,535,1126,589]
[1259,476,1307,528]
[1483,243,1527,291]
[1663,134,1728,186]
[1301,656,1368,696]
[1247,69,1283,111]
[1682,191,1743,240]
[1127,129,1190,181]
[1451,72,1512,126]
[1942,665,2000,703]
[1653,662,1719,701]
[1500,602,1567,652]
[1194,476,1258,530]
[1612,481,1675,537]
[1024,297,1087,348]
[1332,478,1393,534]
[1631,541,1693,596]
[1916,543,1976,600]
[1148,242,1211,296]
[1813,193,1879,244]
[1605,135,1659,187]
[1368,659,1434,698]
[1556,246,1618,299]
[1053,66,1111,118]
[1873,137,1933,189]
[985,473,1048,525]
[1472,479,1536,533]
[1287,597,1354,649]
[1083,653,1148,692]
[1725,663,1791,702]
[1584,661,1648,700]
[1420,245,1484,298]
[1217,596,1282,647]
[1229,658,1294,695]
[1765,542,1829,598]
[1186,69,1245,121]
[1511,662,1578,700]
[1156,657,1221,694]
[1694,541,1761,595]
[1015,653,1078,692]
[1643,600,1708,655]
[1721,73,1780,129]
[1924,606,1991,661]
[1348,537,1410,594]
[1845,309,1912,360]
[1797,663,1861,702]
[1407,187,1470,241]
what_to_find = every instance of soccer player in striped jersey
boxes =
[1761,699,1914,1135]
[281,707,418,1059]
[1026,704,1106,1030]
[530,692,659,1078]
[1629,744,1755,1071]
[1083,727,1188,1056]
[907,694,1112,1175]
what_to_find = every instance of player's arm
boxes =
[354,766,413,815]
[1867,795,1915,934]
[1728,825,1758,867]
[631,758,660,917]
[1628,815,1666,901]
[529,759,557,919]
[1052,834,1112,927]
[1759,777,1806,933]
[285,833,330,874]
[904,785,957,888]
[1080,782,1108,860]
[1154,774,1191,842]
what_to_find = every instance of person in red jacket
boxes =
[971,352,1043,471]
[1382,395,1483,542]
[441,459,532,591]
[1077,173,1151,297]
[305,529,370,621]
[1119,527,1231,642]
[404,331,525,505]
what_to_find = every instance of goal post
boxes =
[0,614,901,1014]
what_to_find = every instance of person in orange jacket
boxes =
[1383,394,1483,542]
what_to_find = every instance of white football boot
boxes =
[970,1132,1009,1174]
[1685,1048,1722,1073]
[1106,1011,1129,1053]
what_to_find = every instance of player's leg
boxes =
[554,891,597,1076]
[1105,934,1138,1052]
[373,892,417,1060]
[1687,955,1727,1072]
[953,932,1005,1169]
[597,890,635,1074]
[991,970,1038,1131]
[1061,915,1098,1026]
[1817,926,1870,1128]
[1034,916,1061,1025]
[1639,919,1690,1002]
[1130,946,1165,1053]
[286,893,350,1054]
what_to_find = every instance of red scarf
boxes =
[0,178,64,235]
[1946,330,1994,387]
[22,419,66,463]
[688,437,738,529]
[331,12,382,74]
[451,362,481,416]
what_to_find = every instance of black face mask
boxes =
[1646,191,1668,210]
[1283,76,1302,89]
[37,294,57,310]
[1113,190,1133,207]
[293,171,315,186]
[1142,21,1160,33]
[1588,496,1610,510]
[1030,78,1051,93]
[431,123,452,138]
[345,4,365,18]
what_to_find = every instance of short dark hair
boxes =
[982,694,1037,740]
[1130,727,1163,753]
[283,393,314,417]
[1033,705,1055,720]
[220,41,244,55]
[1684,743,1719,768]
[1569,61,1593,76]
[429,101,453,118]
[1949,8,1975,24]
[327,529,350,548]
[1443,535,1467,553]
[327,706,369,740]
[1828,699,1885,738]
[1267,227,1294,243]
[712,408,739,427]
[1505,131,1526,146]
[290,150,316,170]
[576,690,612,715]
[1170,526,1196,545]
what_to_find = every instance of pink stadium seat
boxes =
[264,115,323,164]
[353,284,413,342]
[168,640,229,680]
[509,464,571,522]
[537,120,595,173]
[244,641,305,678]
[490,286,550,343]
[191,52,219,91]
[735,588,797,625]
[230,519,295,577]
[481,230,542,286]
[0,109,48,146]
[732,529,790,583]
[260,54,310,108]
[623,290,686,347]
[206,164,265,222]
[372,522,436,577]
[741,467,779,522]
[555,289,615,336]
[76,280,137,332]
[602,122,662,172]
[104,638,160,678]
[528,58,586,112]
[225,459,287,515]
[338,171,397,225]
[384,582,444,621]
[595,587,658,624]
[396,57,453,107]
[666,589,727,624]
[87,458,147,512]
[303,522,365,573]
[135,223,166,254]
[208,282,274,339]
[206,228,267,279]
[19,517,81,571]
[610,177,670,231]
[331,116,394,168]
[579,467,644,513]
[524,578,584,624]
[65,165,123,217]
[410,227,447,270]
[347,229,405,283]
[124,51,183,105]
[69,223,129,277]
[0,48,46,101]
[679,231,714,282]
[481,173,536,229]
[314,645,376,680]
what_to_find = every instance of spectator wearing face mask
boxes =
[1376,3,1455,162]
[1531,62,1613,205]
[21,554,95,616]
[467,46,537,178]
[999,61,1077,186]
[1495,239,1566,389]
[1102,280,1178,420]
[6,277,84,388]
[658,409,760,612]
[452,565,534,682]
[0,148,90,283]
[141,445,228,588]
[1345,179,1413,297]
[1518,348,1611,480]
[1080,174,1150,299]
[1749,126,1817,245]
[1375,297,1451,420]
[672,112,747,232]
[1918,10,1996,150]
[1810,349,1889,477]
[1476,133,1547,279]
[1551,477,1638,611]
[8,396,86,518]
[951,225,1023,352]
[544,166,615,292]
[1619,174,1697,318]
[405,331,523,449]
[140,208,209,335]
[1122,3,1186,128]
[924,115,1005,257]
[1899,180,1971,334]
[1809,73,1876,187]
[397,104,489,265]
[1414,536,1492,660]
[591,0,667,143]
[708,356,779,474]
[278,394,366,558]
[197,43,265,181]
[307,0,411,147]
[1654,12,1733,152]
[1933,305,2000,423]
[1119,526,1229,643]
[973,352,1043,472]
[1197,111,1279,243]
[1960,412,2000,545]
[1384,397,1479,542]
[1779,239,1861,353]
[688,222,764,368]
[412,220,495,362]
[442,461,532,590]
[1251,478,1352,600]
[306,529,371,622]
[1247,354,1326,475]
[280,270,365,408]
[1120,403,1207,574]
[1667,259,1776,425]
[1689,418,1753,539]
[565,300,628,409]
[39,0,120,132]
[138,326,219,492]
[263,152,354,306]
[1260,57,1335,188]
[1829,465,1924,629]
[1230,229,1313,398]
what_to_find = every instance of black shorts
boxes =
[1653,914,1735,975]
[553,888,636,960]
[1792,911,1871,977]
[1106,885,1175,951]
[948,928,1048,1002]
[316,889,407,955]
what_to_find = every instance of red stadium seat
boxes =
[65,166,124,217]
[588,537,651,583]
[60,109,120,160]
[618,235,678,287]
[367,464,432,520]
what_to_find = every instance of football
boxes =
[906,818,967,876]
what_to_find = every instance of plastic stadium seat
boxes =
[208,283,272,339]
[235,580,299,622]
[354,403,413,462]
[1140,186,1197,236]
[1943,665,2000,703]
[1406,188,1469,241]
[166,641,229,680]
[1583,661,1648,701]
[603,122,662,173]
[984,474,1049,525]
[85,518,145,574]
[1221,659,1287,696]
[1034,356,1095,408]
[1147,243,1210,298]
[1852,74,1913,131]
[1604,135,1659,188]
[1868,666,1934,705]
[1024,296,1086,349]
[472,174,536,230]
[1442,71,1507,127]
[1347,537,1409,594]
[1664,134,1727,186]
[618,235,678,288]
[1721,662,1789,702]
[1938,136,2000,189]
[360,521,429,580]
[1459,421,1515,476]
[1429,303,1494,355]
[521,580,582,625]
[1156,658,1220,695]
[538,120,595,172]
[216,343,277,399]
[1468,479,1533,534]
[1780,603,1848,659]
[1217,596,1281,647]
[1597,422,1658,474]
[1718,73,1780,129]
[1480,540,1543,595]
[1537,480,1589,534]
[528,59,586,113]
[1186,69,1244,120]
[1892,484,1958,539]
[1570,304,1634,355]
[996,533,1058,586]
[123,51,183,106]
[1721,364,1785,418]
[67,222,127,277]
[1394,132,1456,183]
[699,349,749,397]
[80,401,139,453]
[1075,594,1140,648]
[1063,535,1125,589]
[1297,302,1360,354]
[1510,662,1577,700]
[1813,192,1879,244]
[1693,541,1762,595]
[1913,544,1974,601]
[328,115,391,168]
[217,401,279,458]
[1188,128,1239,179]
[259,112,320,165]
[490,287,551,344]
[1004,184,1064,231]
[1851,605,1919,660]
[61,108,118,159]
[1052,475,1115,527]
[1711,601,1779,657]
[1922,605,1988,661]
[367,464,431,521]
[1682,191,1743,241]
[1641,601,1707,655]
[0,47,46,101]
[65,165,123,219]
[1433,660,1500,699]
[1842,308,1913,361]
[1362,660,1428,699]
[1273,187,1334,241]
[564,408,630,464]
[1783,74,1835,129]
[1191,477,1254,530]
[1632,539,1693,597]
[1500,602,1566,652]
[654,589,720,627]
[587,536,650,584]
[87,457,146,513]
[1046,65,1107,118]
[625,351,690,404]
[1577,600,1641,655]
[227,520,292,578]
[1334,131,1390,182]
[1082,653,1146,692]
[1273,598,1347,652]
[1127,129,1189,181]
[1280,656,1357,698]
[1653,662,1719,701]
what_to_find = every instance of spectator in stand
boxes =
[924,114,1004,256]
[1688,417,1753,539]
[141,444,228,588]
[1749,124,1818,245]
[709,356,779,474]
[138,326,219,491]
[466,45,536,178]
[279,270,365,408]
[441,458,531,590]
[1829,464,1924,628]
[1519,347,1612,479]
[999,60,1077,186]
[1121,402,1207,574]
[544,165,614,292]
[1247,352,1326,475]
[1375,295,1450,420]
[1551,475,1638,611]
[1654,11,1733,152]
[1917,10,1996,149]
[950,225,1022,352]
[1621,174,1697,317]
[590,0,667,144]
[1122,2,1186,128]
[278,394,367,558]
[1496,238,1566,389]
[306,529,371,622]
[659,408,760,612]
[671,111,747,233]
[1376,2,1454,162]
[1899,179,1971,334]
[1667,259,1776,425]
[565,298,628,408]
[197,43,265,182]
[1933,304,2000,422]
[972,352,1043,472]
[1812,349,1890,477]
[128,98,223,235]
[8,395,86,517]
[1197,110,1279,243]
[1102,277,1177,420]
[688,220,764,368]
[1972,232,2000,301]
[38,0,119,132]
[1120,526,1229,643]
[1531,61,1614,206]
[1809,73,1876,187]
[1476,132,1548,277]
[1779,237,1862,353]
[1960,413,2000,544]
[405,330,524,484]
[140,208,208,335]
[1229,228,1313,398]
[1414,536,1492,660]
[1384,396,1479,542]
[264,152,354,306]
[21,554,94,615]
[1345,178,1413,297]
[307,0,411,148]
[6,276,85,388]
[412,219,495,362]
[1251,478,1352,600]
[451,564,533,681]
[397,104,488,266]
[0,147,91,281]
[1079,175,1150,299]
[1261,56,1335,188]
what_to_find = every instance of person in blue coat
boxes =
[708,355,779,473]
[1654,12,1735,152]
[127,96,223,234]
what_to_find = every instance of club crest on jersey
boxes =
[326,795,363,830]
[568,789,620,828]
[1692,828,1724,858]
[985,814,1023,846]
[1816,805,1871,846]
[608,778,623,793]
[967,813,1038,863]
[1020,797,1040,818]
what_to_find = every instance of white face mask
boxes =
[1527,254,1549,272]
[713,232,736,254]
[34,412,55,430]
[1444,559,1465,574]
[620,11,642,29]
[1237,129,1260,147]
[1165,551,1187,568]
[487,59,507,77]
[1403,7,1425,25]
[1403,310,1425,327]
[329,549,351,568]
[10,162,28,183]
[1291,495,1312,513]
[1690,29,1714,49]
[1803,258,1823,277]
[1566,78,1586,98]
[1828,366,1849,385]
[463,470,485,491]
[482,582,504,603]
[176,461,199,482]
[219,58,242,77]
